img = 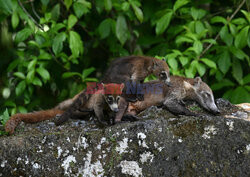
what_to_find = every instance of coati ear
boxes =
[162,58,166,62]
[194,77,202,88]
[120,83,125,90]
[184,81,193,90]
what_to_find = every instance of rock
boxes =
[0,99,250,177]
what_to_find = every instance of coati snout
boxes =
[104,95,120,113]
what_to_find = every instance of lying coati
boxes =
[5,83,124,134]
[55,56,171,125]
[124,76,220,118]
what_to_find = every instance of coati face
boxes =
[184,77,220,114]
[102,83,124,113]
[153,59,171,86]
[104,95,121,112]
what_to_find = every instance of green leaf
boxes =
[195,61,206,77]
[52,32,66,55]
[32,77,42,86]
[219,26,233,46]
[74,0,91,16]
[82,67,95,79]
[232,59,243,85]
[28,59,37,71]
[241,10,250,23]
[229,46,246,60]
[211,16,227,24]
[200,58,217,69]
[18,106,27,113]
[15,80,26,96]
[173,0,189,12]
[168,58,178,70]
[131,2,143,23]
[98,19,111,39]
[26,69,35,83]
[185,61,196,78]
[195,21,205,34]
[2,88,10,99]
[69,31,84,58]
[73,2,88,18]
[0,109,9,126]
[211,79,235,91]
[11,11,19,29]
[0,0,13,14]
[234,26,249,49]
[230,86,250,104]
[116,15,129,45]
[191,7,206,20]
[121,2,130,11]
[38,50,52,60]
[64,0,72,10]
[193,40,203,54]
[156,11,173,35]
[14,72,25,79]
[231,18,247,25]
[202,39,216,44]
[51,3,60,21]
[248,31,250,48]
[179,56,189,66]
[218,51,231,74]
[243,74,250,85]
[104,0,112,11]
[4,101,16,107]
[15,28,32,43]
[68,14,78,29]
[62,72,82,79]
[36,67,50,81]
[228,23,236,36]
[41,0,49,6]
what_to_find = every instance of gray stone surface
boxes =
[0,99,250,177]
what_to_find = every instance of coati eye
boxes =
[117,96,120,101]
[204,92,210,98]
[159,72,166,78]
[107,96,113,102]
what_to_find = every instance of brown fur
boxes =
[123,76,219,118]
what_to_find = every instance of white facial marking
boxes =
[110,103,118,110]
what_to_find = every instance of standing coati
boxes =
[5,83,124,134]
[124,76,220,118]
[55,56,171,125]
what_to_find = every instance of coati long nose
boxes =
[211,106,220,115]
[165,77,171,87]
[113,108,119,113]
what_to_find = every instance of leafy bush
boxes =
[0,0,249,121]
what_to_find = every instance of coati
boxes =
[5,83,124,134]
[102,55,171,86]
[123,76,220,118]
[55,55,171,125]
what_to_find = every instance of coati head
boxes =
[101,83,125,113]
[153,58,171,86]
[184,77,220,114]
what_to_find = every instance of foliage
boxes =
[0,0,249,121]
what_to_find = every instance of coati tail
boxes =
[5,109,64,134]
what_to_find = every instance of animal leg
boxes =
[163,99,197,116]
